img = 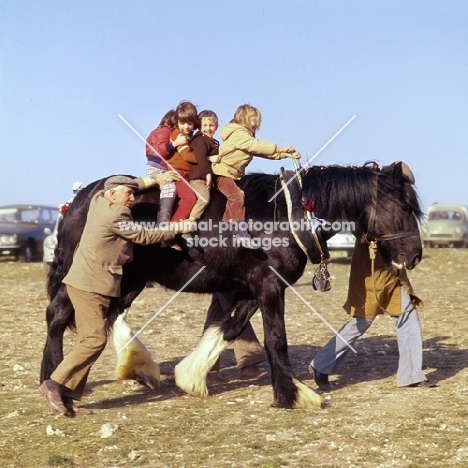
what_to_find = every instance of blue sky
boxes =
[1,0,467,212]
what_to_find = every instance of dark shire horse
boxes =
[41,161,423,409]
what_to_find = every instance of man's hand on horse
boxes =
[153,171,180,187]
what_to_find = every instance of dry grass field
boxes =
[0,247,467,467]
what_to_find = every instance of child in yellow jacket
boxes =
[212,104,301,249]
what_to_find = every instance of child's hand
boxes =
[208,155,219,163]
[279,146,296,154]
[154,171,180,187]
[290,151,301,159]
[172,133,188,147]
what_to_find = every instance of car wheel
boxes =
[18,242,34,263]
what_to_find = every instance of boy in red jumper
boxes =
[167,101,199,222]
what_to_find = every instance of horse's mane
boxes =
[303,163,424,222]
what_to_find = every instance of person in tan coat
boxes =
[309,233,429,390]
[39,173,191,416]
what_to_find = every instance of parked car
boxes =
[43,216,60,273]
[327,228,356,257]
[43,181,83,273]
[0,205,58,262]
[421,204,468,248]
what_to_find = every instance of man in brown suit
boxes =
[39,174,191,416]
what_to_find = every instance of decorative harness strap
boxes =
[290,159,328,259]
[281,174,310,256]
[280,161,331,292]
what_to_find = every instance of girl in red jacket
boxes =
[145,110,187,225]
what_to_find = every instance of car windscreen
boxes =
[0,208,41,224]
[428,210,464,221]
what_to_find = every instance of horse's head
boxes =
[366,161,423,271]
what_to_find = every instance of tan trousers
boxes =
[189,179,211,220]
[51,285,111,400]
[204,292,264,370]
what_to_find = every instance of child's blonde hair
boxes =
[198,110,218,127]
[232,104,261,135]
[175,101,199,129]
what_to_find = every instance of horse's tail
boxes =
[46,241,70,300]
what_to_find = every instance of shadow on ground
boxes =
[82,335,467,409]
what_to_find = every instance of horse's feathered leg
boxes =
[106,279,162,390]
[175,295,258,397]
[175,326,229,397]
[40,285,75,382]
[259,283,322,409]
[112,310,160,390]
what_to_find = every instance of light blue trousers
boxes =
[311,287,427,387]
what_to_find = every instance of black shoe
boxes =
[405,380,438,388]
[308,365,332,390]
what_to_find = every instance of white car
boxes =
[422,204,468,248]
[43,181,83,273]
[327,229,355,258]
[43,216,60,273]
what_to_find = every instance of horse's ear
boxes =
[385,161,416,185]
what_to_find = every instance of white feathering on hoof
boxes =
[175,326,229,397]
[292,379,323,409]
[112,312,160,390]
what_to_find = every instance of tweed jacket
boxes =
[212,123,290,180]
[344,234,423,319]
[63,184,174,297]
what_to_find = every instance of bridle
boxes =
[289,160,331,291]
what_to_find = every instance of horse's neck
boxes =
[311,170,374,228]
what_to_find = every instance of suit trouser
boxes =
[204,292,264,370]
[311,287,427,387]
[51,285,111,400]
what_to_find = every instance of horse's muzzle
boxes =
[396,251,422,271]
